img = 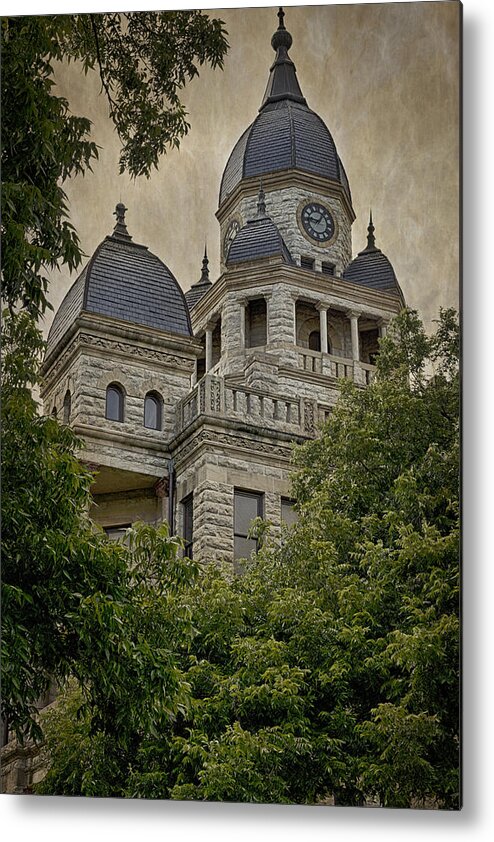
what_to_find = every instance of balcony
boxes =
[297,349,376,385]
[176,374,321,438]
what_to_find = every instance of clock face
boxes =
[224,220,241,257]
[300,203,335,243]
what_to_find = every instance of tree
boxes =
[1,309,198,747]
[36,309,460,808]
[1,12,228,318]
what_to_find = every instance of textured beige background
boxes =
[42,2,460,337]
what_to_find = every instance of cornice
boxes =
[170,415,303,469]
[190,262,402,332]
[43,311,201,374]
[73,423,171,456]
[216,169,356,224]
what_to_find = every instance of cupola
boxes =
[46,204,192,360]
[343,212,402,296]
[219,8,352,208]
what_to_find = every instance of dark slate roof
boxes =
[220,101,351,207]
[343,248,399,292]
[219,10,352,207]
[226,214,294,266]
[343,216,401,294]
[185,249,213,311]
[46,207,192,357]
[185,282,212,311]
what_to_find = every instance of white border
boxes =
[2,1,493,839]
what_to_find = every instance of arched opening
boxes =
[63,390,71,424]
[308,330,321,352]
[105,383,124,422]
[51,406,57,419]
[144,391,162,430]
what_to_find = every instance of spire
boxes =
[200,244,210,283]
[260,7,307,111]
[257,180,267,217]
[112,202,132,241]
[365,209,377,251]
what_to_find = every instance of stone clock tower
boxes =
[217,8,354,276]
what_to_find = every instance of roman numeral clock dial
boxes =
[300,202,335,244]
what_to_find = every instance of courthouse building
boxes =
[41,8,404,566]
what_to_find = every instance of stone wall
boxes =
[174,423,295,565]
[221,185,353,276]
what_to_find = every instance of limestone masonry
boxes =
[42,8,404,567]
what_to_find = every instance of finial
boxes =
[200,243,210,282]
[271,6,292,52]
[366,208,376,250]
[257,180,267,217]
[112,202,132,241]
[261,6,305,110]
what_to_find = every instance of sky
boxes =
[40,1,461,338]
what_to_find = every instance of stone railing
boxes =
[298,348,322,374]
[177,374,319,438]
[359,361,377,385]
[325,353,354,380]
[297,350,376,385]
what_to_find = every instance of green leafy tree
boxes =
[1,310,198,747]
[37,310,460,808]
[1,11,228,317]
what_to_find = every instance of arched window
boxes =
[144,391,162,430]
[308,330,321,352]
[51,406,57,419]
[106,383,124,422]
[63,390,71,424]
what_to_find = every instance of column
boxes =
[205,323,213,372]
[239,299,246,350]
[264,294,271,345]
[292,295,298,345]
[316,303,329,354]
[347,310,361,361]
[378,319,388,339]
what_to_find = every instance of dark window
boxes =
[301,256,315,271]
[246,299,267,347]
[63,390,71,424]
[308,330,321,351]
[104,524,131,542]
[197,357,206,380]
[281,498,298,529]
[322,261,335,276]
[182,494,193,558]
[106,383,124,422]
[51,406,57,418]
[234,490,263,567]
[144,391,162,430]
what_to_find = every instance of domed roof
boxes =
[219,10,352,207]
[226,187,294,266]
[343,213,401,294]
[46,204,192,357]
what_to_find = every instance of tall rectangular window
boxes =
[182,494,193,558]
[246,299,267,347]
[234,490,263,563]
[281,498,298,529]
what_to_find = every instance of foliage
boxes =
[1,310,198,747]
[1,12,228,317]
[36,309,460,808]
